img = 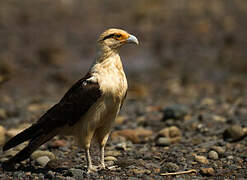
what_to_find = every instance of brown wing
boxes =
[3,73,102,151]
[35,72,102,131]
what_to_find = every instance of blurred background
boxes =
[0,0,247,126]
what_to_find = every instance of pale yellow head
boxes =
[98,28,139,49]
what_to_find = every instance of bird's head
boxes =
[97,28,139,50]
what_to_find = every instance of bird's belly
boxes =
[62,95,120,139]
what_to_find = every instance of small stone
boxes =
[0,109,7,119]
[227,155,234,160]
[210,146,225,155]
[105,156,117,162]
[208,150,219,160]
[68,168,85,179]
[200,167,215,176]
[0,125,6,145]
[200,98,215,106]
[105,150,121,157]
[111,128,153,143]
[48,139,67,148]
[160,162,179,172]
[194,155,209,164]
[0,157,8,162]
[162,105,188,120]
[45,170,55,179]
[45,159,62,169]
[31,150,55,160]
[131,168,151,175]
[156,137,171,146]
[115,142,127,151]
[116,159,134,168]
[212,115,226,122]
[157,126,182,143]
[25,172,31,176]
[36,156,50,166]
[223,125,246,142]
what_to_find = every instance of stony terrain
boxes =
[0,0,247,179]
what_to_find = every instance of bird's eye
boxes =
[115,34,122,38]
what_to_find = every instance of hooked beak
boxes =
[126,34,139,45]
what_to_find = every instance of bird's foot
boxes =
[86,165,98,174]
[86,164,107,173]
[97,163,106,170]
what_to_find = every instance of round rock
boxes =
[36,156,50,166]
[161,162,179,172]
[223,125,246,142]
[156,137,171,146]
[208,150,219,160]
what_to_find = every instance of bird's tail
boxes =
[2,132,55,170]
[3,124,40,152]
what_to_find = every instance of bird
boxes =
[2,28,139,172]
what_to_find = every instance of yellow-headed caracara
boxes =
[2,28,139,172]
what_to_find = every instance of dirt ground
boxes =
[0,0,247,179]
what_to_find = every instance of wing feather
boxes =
[3,73,102,151]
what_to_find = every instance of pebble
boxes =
[194,155,209,164]
[131,168,151,175]
[156,137,171,146]
[115,142,127,151]
[200,98,215,106]
[208,150,219,160]
[160,162,179,172]
[111,128,153,143]
[68,168,85,180]
[223,125,246,142]
[31,150,55,160]
[162,105,188,120]
[210,146,225,155]
[36,156,50,166]
[0,108,7,119]
[212,115,226,122]
[116,159,133,168]
[48,139,67,148]
[45,159,62,169]
[200,167,215,176]
[227,155,234,160]
[44,171,53,179]
[157,126,182,143]
[105,150,121,157]
[105,156,117,162]
[0,125,6,145]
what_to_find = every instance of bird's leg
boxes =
[97,133,110,170]
[100,145,105,169]
[85,147,97,173]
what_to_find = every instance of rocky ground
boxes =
[0,69,247,179]
[0,0,247,179]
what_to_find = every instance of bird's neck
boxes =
[96,45,117,61]
[89,45,124,75]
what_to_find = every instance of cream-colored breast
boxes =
[92,53,128,100]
